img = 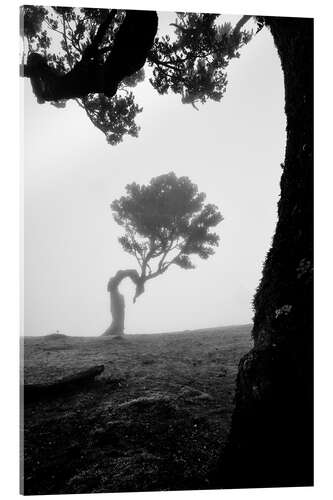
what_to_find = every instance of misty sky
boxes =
[23,12,286,336]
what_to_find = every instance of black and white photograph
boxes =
[20,1,313,495]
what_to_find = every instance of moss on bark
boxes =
[214,17,313,489]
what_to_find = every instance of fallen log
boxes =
[23,365,105,402]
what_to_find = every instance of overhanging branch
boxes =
[82,9,117,60]
[233,15,252,35]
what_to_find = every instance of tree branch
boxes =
[75,98,85,108]
[62,13,73,69]
[233,15,252,35]
[148,54,181,72]
[44,18,64,36]
[145,266,166,281]
[127,228,144,268]
[66,19,83,54]
[145,240,179,281]
[82,9,117,60]
[158,250,169,271]
[169,22,186,32]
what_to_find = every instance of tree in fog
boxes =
[103,172,223,336]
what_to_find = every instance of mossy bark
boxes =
[214,17,313,488]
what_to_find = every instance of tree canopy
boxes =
[149,13,252,107]
[111,172,223,300]
[21,7,254,145]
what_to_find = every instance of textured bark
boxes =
[102,269,145,336]
[214,17,313,489]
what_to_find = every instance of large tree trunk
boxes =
[214,17,313,489]
[102,269,144,337]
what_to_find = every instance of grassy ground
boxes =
[22,324,252,495]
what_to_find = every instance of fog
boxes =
[23,13,286,336]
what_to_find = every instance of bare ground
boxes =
[22,324,252,495]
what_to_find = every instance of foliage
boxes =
[111,172,223,280]
[21,6,143,145]
[21,5,48,40]
[22,6,254,143]
[149,12,252,108]
[81,93,142,145]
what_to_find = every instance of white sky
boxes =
[23,12,286,336]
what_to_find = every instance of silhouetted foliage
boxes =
[21,6,155,144]
[112,172,223,283]
[21,6,253,144]
[149,12,252,108]
[81,93,142,145]
[21,5,48,40]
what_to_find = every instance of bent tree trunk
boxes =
[102,269,144,337]
[215,17,313,489]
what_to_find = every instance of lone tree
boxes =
[103,172,223,336]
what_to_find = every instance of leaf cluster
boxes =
[21,6,143,145]
[149,12,252,107]
[111,172,223,278]
[82,92,143,145]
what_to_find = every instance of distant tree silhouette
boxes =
[102,172,223,336]
[20,7,252,144]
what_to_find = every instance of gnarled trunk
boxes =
[102,269,145,337]
[23,10,158,103]
[214,17,313,489]
[24,55,105,102]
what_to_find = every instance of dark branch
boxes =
[233,15,252,35]
[82,9,117,60]
[148,54,181,72]
[24,365,105,402]
[44,18,63,36]
[62,13,73,69]
[66,19,83,54]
